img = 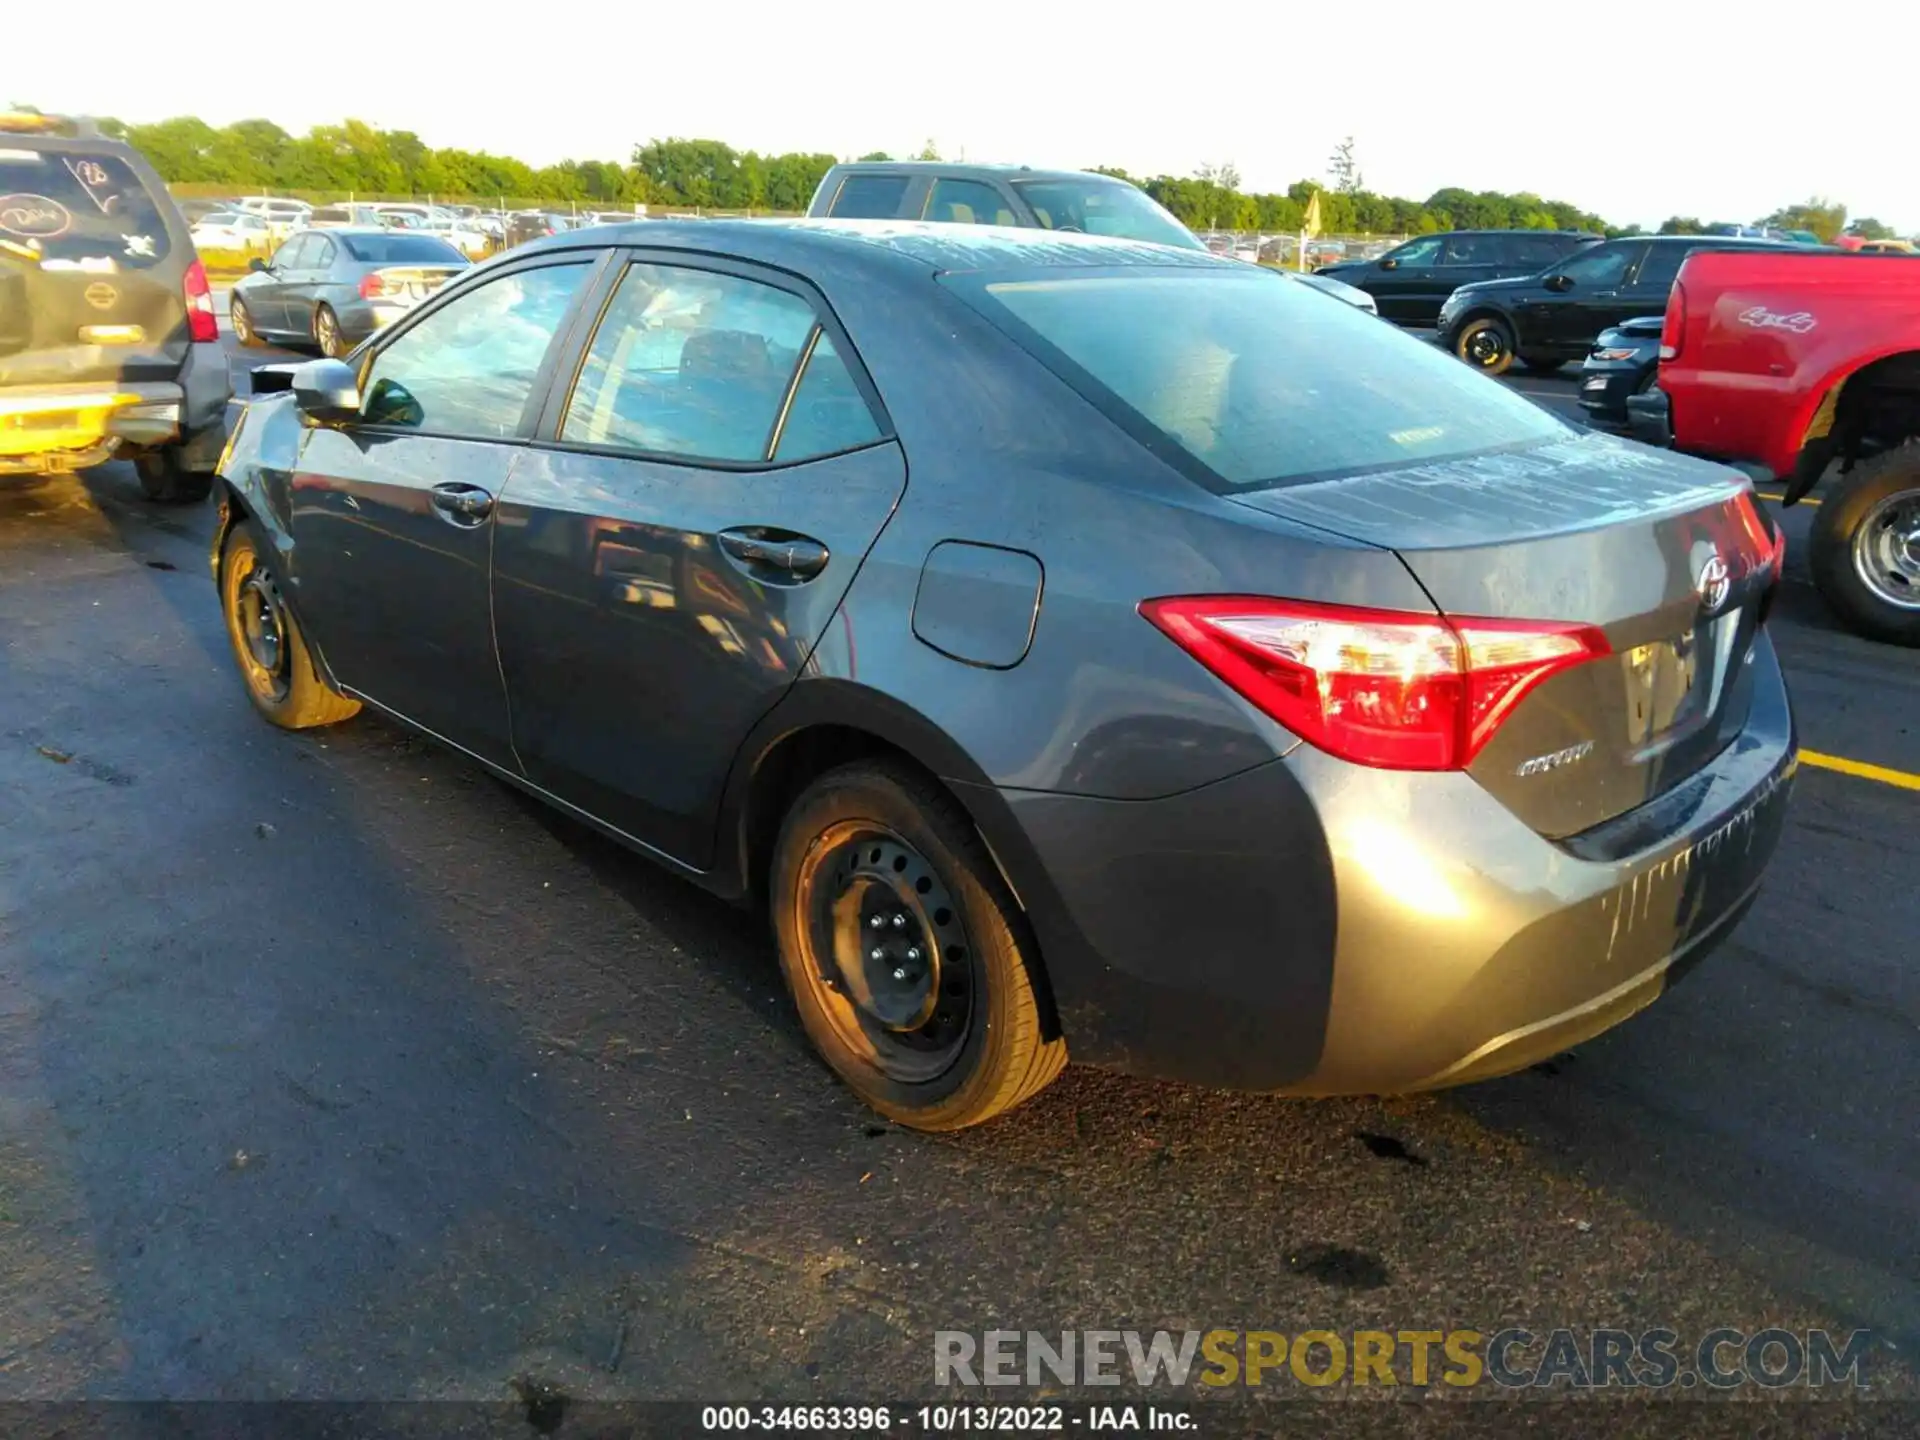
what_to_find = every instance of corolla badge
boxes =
[1696,551,1732,612]
[1738,305,1817,334]
[1515,740,1594,778]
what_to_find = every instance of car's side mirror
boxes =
[1544,273,1575,293]
[291,358,361,421]
[1378,258,1399,271]
[248,257,269,274]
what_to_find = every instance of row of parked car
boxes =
[181,195,638,261]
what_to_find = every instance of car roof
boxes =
[1641,233,1790,244]
[824,161,1130,185]
[517,217,1234,274]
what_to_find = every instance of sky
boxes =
[17,2,1913,233]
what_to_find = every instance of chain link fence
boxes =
[1196,231,1409,268]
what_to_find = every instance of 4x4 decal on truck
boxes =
[1738,306,1818,334]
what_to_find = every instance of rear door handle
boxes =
[429,482,494,523]
[717,527,830,582]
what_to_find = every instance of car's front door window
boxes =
[1386,236,1442,267]
[357,261,592,438]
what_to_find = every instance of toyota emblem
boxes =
[83,282,119,310]
[1696,551,1731,613]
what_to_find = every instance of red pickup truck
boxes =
[1635,249,1920,645]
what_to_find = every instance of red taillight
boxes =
[1140,597,1611,772]
[183,258,217,343]
[358,271,389,300]
[1659,280,1687,362]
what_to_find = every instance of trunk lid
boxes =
[1229,432,1778,838]
[367,265,464,306]
[0,145,189,387]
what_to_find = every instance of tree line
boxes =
[29,111,1904,241]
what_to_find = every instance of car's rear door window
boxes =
[560,262,880,464]
[0,149,172,269]
[358,261,592,437]
[1628,242,1690,291]
[957,267,1569,490]
[828,174,912,219]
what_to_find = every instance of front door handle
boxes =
[717,527,830,582]
[429,482,494,523]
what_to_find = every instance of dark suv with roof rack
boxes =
[806,162,1203,252]
[0,111,230,501]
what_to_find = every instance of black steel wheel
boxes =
[1455,317,1516,375]
[219,525,361,728]
[772,760,1066,1130]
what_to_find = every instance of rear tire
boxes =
[133,447,214,504]
[770,760,1066,1131]
[314,304,348,360]
[1455,317,1516,375]
[1809,442,1920,646]
[219,526,361,727]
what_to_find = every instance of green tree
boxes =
[1762,197,1847,243]
[857,151,892,162]
[1658,216,1706,235]
[1845,216,1896,240]
[913,139,941,161]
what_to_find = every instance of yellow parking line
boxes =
[1801,750,1920,792]
[1757,491,1821,506]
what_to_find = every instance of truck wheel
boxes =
[770,760,1066,1131]
[1455,318,1515,375]
[134,447,215,504]
[1809,442,1920,646]
[219,527,361,727]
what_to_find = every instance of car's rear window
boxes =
[0,149,172,270]
[340,234,466,265]
[1010,179,1202,252]
[960,268,1571,490]
[829,174,912,219]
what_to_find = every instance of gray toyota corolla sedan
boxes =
[210,220,1796,1131]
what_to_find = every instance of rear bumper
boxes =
[0,341,230,474]
[1576,364,1644,425]
[1626,386,1674,448]
[975,633,1795,1094]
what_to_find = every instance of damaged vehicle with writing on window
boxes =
[0,111,228,500]
[210,221,1794,1131]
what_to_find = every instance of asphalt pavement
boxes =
[1,337,1916,1414]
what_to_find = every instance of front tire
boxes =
[219,526,362,727]
[771,761,1066,1131]
[1455,316,1516,375]
[1809,442,1920,646]
[314,304,348,360]
[231,297,262,348]
[133,447,214,504]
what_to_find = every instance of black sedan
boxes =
[1578,315,1664,425]
[209,222,1793,1130]
[1435,233,1793,376]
